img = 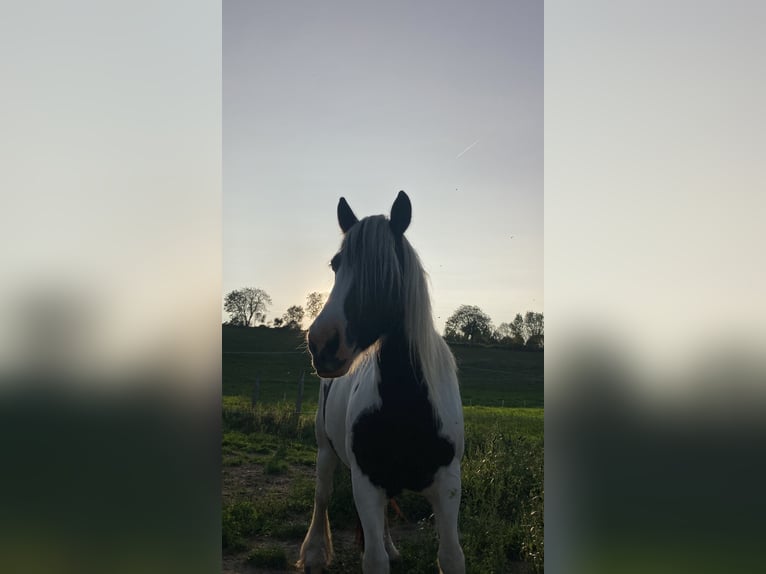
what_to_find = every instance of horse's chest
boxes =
[350,382,455,497]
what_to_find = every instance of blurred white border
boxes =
[546,0,766,395]
[546,2,766,573]
[0,1,221,397]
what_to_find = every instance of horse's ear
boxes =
[389,190,411,236]
[338,197,358,233]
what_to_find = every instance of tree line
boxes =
[223,288,543,350]
[444,304,543,350]
[223,288,326,330]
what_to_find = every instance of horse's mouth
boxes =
[314,358,351,379]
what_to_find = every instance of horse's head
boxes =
[308,191,412,378]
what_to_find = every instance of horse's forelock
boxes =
[342,216,403,311]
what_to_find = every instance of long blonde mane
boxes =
[343,216,458,412]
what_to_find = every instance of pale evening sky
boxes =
[223,0,542,333]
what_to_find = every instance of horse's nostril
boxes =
[308,330,340,362]
[325,331,340,356]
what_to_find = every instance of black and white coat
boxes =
[299,192,465,574]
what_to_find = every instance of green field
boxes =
[223,326,543,408]
[222,326,544,573]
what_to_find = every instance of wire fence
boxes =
[224,350,542,411]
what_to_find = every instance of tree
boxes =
[444,305,493,343]
[223,290,247,326]
[223,287,272,327]
[272,317,284,328]
[494,322,525,348]
[524,311,544,338]
[524,311,544,349]
[282,305,305,330]
[510,313,527,341]
[305,292,327,320]
[526,334,544,350]
[494,322,513,340]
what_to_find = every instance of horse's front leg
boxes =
[351,464,390,574]
[298,442,338,572]
[424,461,465,574]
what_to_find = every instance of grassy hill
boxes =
[222,325,543,409]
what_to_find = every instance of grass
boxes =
[245,544,288,569]
[222,325,544,573]
[222,501,261,552]
[222,402,544,572]
[461,418,544,570]
[222,325,543,408]
[452,344,544,408]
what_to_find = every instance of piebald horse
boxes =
[298,191,465,574]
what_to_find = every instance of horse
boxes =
[298,191,465,574]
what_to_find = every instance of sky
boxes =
[223,0,542,333]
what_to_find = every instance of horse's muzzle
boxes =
[308,328,351,378]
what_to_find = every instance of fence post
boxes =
[251,376,260,407]
[295,371,305,414]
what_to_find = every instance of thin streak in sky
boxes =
[456,139,479,159]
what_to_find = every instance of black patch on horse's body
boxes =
[351,330,455,497]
